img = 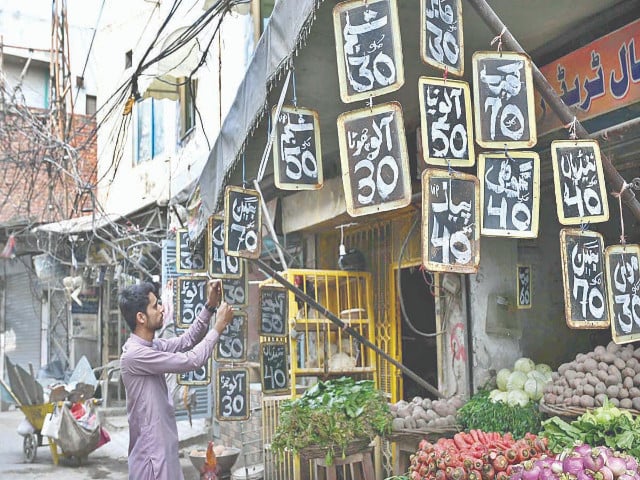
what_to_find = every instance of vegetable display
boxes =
[457,390,544,438]
[408,430,549,480]
[491,358,552,406]
[390,396,465,431]
[541,400,640,459]
[271,377,391,465]
[543,342,640,410]
[509,443,640,480]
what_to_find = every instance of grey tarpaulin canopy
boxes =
[171,0,323,239]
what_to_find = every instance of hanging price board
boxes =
[272,105,323,191]
[479,151,540,238]
[551,139,609,225]
[224,186,262,259]
[208,215,243,278]
[333,0,404,103]
[560,229,609,329]
[419,77,474,167]
[214,311,248,363]
[259,285,288,337]
[176,326,212,386]
[605,244,640,345]
[422,169,480,273]
[472,51,537,149]
[216,367,249,421]
[222,270,248,308]
[260,342,289,395]
[421,0,464,76]
[176,228,207,274]
[338,101,411,217]
[175,276,208,328]
[517,264,532,309]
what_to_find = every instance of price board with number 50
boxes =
[259,285,288,337]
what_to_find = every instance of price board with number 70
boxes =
[224,186,262,259]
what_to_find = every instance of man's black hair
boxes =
[119,282,157,332]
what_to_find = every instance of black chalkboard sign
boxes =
[175,276,208,328]
[260,342,289,394]
[272,105,323,191]
[472,51,537,149]
[517,264,532,309]
[419,77,475,167]
[605,244,640,345]
[422,169,480,273]
[208,215,243,278]
[333,0,404,103]
[259,286,288,337]
[176,229,207,273]
[215,311,248,363]
[224,186,262,259]
[176,326,212,386]
[559,229,609,329]
[421,0,464,76]
[216,367,249,421]
[551,139,610,225]
[221,273,248,308]
[337,101,411,217]
[479,151,540,238]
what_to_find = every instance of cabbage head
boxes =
[524,377,544,401]
[514,357,535,374]
[506,370,528,391]
[496,368,511,391]
[507,389,530,407]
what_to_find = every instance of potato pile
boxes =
[543,341,640,410]
[389,395,464,431]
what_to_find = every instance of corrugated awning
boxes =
[172,0,322,238]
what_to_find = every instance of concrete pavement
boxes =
[0,405,212,479]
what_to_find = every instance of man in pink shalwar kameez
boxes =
[119,279,232,480]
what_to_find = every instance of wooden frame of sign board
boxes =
[271,104,323,191]
[177,356,212,386]
[472,51,537,149]
[421,169,480,273]
[214,310,248,363]
[259,342,290,395]
[221,271,249,309]
[215,367,250,421]
[208,215,243,278]
[337,101,412,217]
[420,0,464,76]
[551,139,610,225]
[605,244,640,345]
[559,229,610,329]
[478,151,540,238]
[223,185,262,259]
[259,285,288,338]
[333,0,405,103]
[516,264,532,310]
[418,77,475,167]
[175,228,208,274]
[175,276,209,328]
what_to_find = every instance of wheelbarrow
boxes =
[1,377,104,465]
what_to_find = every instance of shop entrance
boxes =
[398,267,439,400]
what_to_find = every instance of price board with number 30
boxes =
[216,367,249,421]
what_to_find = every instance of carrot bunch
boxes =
[408,431,549,480]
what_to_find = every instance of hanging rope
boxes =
[490,26,507,53]
[612,181,630,245]
[291,67,298,107]
[564,116,578,139]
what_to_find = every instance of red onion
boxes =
[540,468,559,480]
[574,444,593,457]
[625,456,638,472]
[564,455,585,476]
[522,464,541,480]
[584,449,606,472]
[551,461,564,474]
[618,473,635,480]
[578,470,595,480]
[606,456,628,478]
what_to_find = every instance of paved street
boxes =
[0,407,204,479]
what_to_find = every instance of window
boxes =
[86,95,97,116]
[135,98,166,164]
[178,78,197,139]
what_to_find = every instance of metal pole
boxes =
[251,258,445,399]
[467,0,640,221]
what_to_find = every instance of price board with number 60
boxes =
[260,342,289,395]
[216,367,249,421]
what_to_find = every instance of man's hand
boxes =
[205,279,222,311]
[213,302,234,334]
